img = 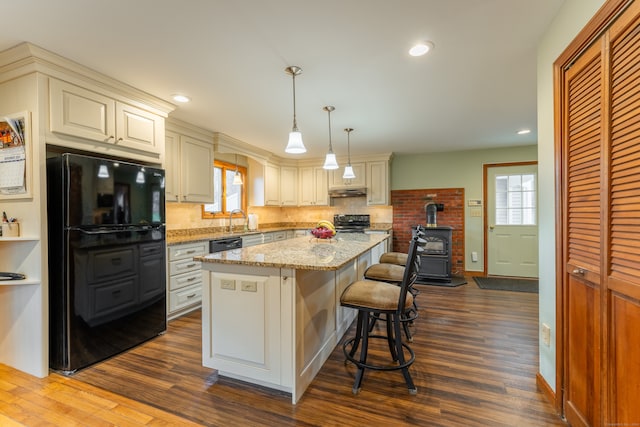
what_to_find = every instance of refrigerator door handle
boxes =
[68,226,156,235]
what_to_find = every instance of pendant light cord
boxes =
[346,129,352,164]
[327,108,333,152]
[292,73,298,131]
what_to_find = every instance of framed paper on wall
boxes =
[0,111,31,199]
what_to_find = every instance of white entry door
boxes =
[487,164,538,277]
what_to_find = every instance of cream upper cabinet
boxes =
[165,119,214,203]
[49,78,163,157]
[248,161,297,206]
[164,130,181,202]
[280,166,298,206]
[299,166,328,206]
[329,162,366,188]
[366,160,389,205]
[264,163,280,206]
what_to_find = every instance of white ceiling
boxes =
[3,0,564,160]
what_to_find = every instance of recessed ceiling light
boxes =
[172,94,191,103]
[517,129,531,135]
[409,41,434,57]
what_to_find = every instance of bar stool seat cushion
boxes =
[341,280,413,312]
[379,252,408,266]
[363,263,405,283]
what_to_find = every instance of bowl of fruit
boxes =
[310,220,336,241]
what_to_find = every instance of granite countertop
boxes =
[166,226,293,245]
[195,233,389,271]
[167,223,392,245]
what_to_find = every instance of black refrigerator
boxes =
[46,153,167,373]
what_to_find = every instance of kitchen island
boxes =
[195,233,389,403]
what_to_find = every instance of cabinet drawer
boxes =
[169,283,202,312]
[272,231,287,241]
[169,270,202,291]
[81,247,137,283]
[93,278,137,316]
[140,242,164,257]
[169,241,208,261]
[169,258,201,275]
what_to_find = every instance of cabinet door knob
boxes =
[572,268,585,275]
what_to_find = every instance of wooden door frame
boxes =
[482,161,537,276]
[552,0,631,417]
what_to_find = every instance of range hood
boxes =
[328,187,367,198]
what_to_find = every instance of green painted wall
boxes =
[391,145,537,272]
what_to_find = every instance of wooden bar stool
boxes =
[340,234,425,395]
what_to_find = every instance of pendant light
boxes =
[342,128,356,179]
[322,106,339,170]
[232,154,243,185]
[284,66,306,154]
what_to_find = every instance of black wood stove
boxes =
[413,225,453,282]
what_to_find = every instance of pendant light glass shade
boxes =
[286,130,305,153]
[322,106,339,170]
[136,170,145,184]
[323,152,339,170]
[284,66,306,154]
[232,171,243,185]
[232,154,243,185]
[343,165,355,179]
[342,128,356,179]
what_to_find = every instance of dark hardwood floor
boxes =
[0,279,565,426]
[66,279,565,426]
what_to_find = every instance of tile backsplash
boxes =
[166,198,392,231]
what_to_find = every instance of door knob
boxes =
[572,268,585,275]
[489,225,495,230]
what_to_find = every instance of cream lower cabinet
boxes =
[168,241,208,319]
[298,166,328,206]
[165,119,214,203]
[49,78,165,161]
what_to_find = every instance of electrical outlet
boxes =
[541,323,551,346]
[471,251,478,262]
[241,281,258,292]
[220,279,235,290]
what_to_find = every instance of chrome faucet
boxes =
[229,209,247,233]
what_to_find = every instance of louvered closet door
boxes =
[563,39,604,427]
[607,2,640,423]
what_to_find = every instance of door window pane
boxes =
[495,173,537,225]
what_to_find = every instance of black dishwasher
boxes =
[210,237,243,253]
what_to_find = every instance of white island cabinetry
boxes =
[199,234,388,403]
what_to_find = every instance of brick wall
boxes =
[391,188,465,276]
